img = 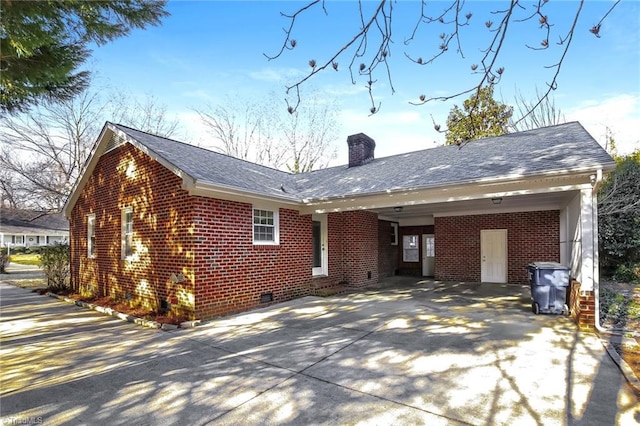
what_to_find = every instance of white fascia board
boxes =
[299,174,594,215]
[188,180,302,210]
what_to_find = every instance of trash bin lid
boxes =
[528,262,569,270]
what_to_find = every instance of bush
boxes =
[0,248,8,274]
[40,243,70,292]
[613,263,640,284]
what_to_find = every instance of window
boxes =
[425,235,435,257]
[12,235,24,245]
[390,223,398,245]
[403,235,419,262]
[253,208,279,245]
[87,214,96,258]
[121,208,134,259]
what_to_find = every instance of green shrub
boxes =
[40,243,70,292]
[0,248,8,274]
[613,263,640,284]
[26,246,44,255]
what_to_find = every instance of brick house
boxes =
[64,121,615,328]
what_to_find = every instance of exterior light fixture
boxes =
[393,206,403,213]
[491,197,503,205]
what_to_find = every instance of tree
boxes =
[598,149,640,280]
[0,86,182,211]
[196,98,284,169]
[1,0,168,114]
[195,94,338,173]
[444,86,513,145]
[265,1,622,117]
[0,89,104,211]
[108,93,181,139]
[511,88,565,132]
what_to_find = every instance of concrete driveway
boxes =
[1,278,638,425]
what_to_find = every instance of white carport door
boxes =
[481,229,507,283]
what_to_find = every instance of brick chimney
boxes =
[347,133,376,167]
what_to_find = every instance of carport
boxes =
[301,132,614,329]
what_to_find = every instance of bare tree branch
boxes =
[267,0,621,122]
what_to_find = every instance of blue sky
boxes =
[86,0,640,162]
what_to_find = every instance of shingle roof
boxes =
[0,208,69,235]
[294,121,616,200]
[110,121,615,203]
[111,123,299,201]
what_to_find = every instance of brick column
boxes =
[570,279,596,331]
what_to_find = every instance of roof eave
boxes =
[188,180,302,208]
[301,166,608,206]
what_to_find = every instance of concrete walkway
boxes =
[1,278,638,425]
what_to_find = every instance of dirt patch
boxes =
[600,281,640,388]
[47,290,190,325]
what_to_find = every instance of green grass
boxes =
[9,253,41,266]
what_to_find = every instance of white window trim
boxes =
[391,222,399,246]
[121,207,134,260]
[87,214,96,258]
[252,206,280,245]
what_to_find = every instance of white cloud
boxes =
[248,67,304,83]
[566,94,640,155]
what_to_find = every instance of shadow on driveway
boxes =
[1,277,638,425]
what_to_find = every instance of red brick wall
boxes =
[192,198,312,319]
[378,220,399,278]
[434,211,560,284]
[398,225,434,276]
[312,211,379,290]
[70,142,314,320]
[70,142,197,317]
[343,211,379,287]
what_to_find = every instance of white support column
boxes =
[579,188,595,292]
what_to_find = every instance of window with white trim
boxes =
[253,208,279,245]
[403,235,419,262]
[87,214,96,258]
[121,208,134,259]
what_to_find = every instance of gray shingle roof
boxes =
[111,121,615,203]
[111,123,299,201]
[0,208,69,234]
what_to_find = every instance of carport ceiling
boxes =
[372,191,577,218]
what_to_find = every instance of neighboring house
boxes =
[64,121,615,329]
[0,208,69,249]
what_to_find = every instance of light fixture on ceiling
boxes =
[491,197,503,205]
[393,206,403,213]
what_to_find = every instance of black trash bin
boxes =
[527,262,570,315]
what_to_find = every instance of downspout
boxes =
[591,169,605,332]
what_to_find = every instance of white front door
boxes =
[422,234,435,276]
[481,229,507,283]
[312,214,328,276]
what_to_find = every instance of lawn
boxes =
[9,253,42,266]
